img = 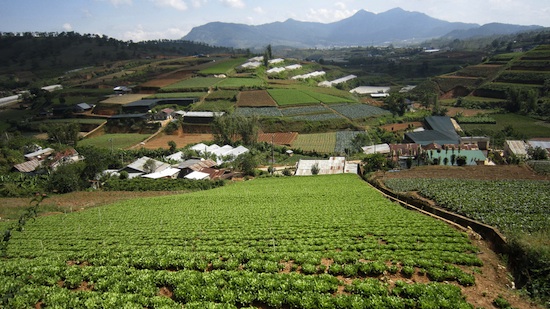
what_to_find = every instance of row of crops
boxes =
[383,178,550,234]
[2,175,481,308]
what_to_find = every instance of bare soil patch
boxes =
[257,132,298,146]
[142,127,212,149]
[446,106,492,117]
[139,79,181,88]
[380,122,423,132]
[237,90,278,107]
[0,191,183,220]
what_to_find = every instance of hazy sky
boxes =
[1,0,549,42]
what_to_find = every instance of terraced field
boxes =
[2,175,484,308]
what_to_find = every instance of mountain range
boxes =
[182,8,542,49]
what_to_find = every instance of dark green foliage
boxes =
[47,162,85,193]
[102,177,225,191]
[362,153,396,173]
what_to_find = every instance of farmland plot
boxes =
[235,107,282,117]
[384,178,550,234]
[237,90,278,107]
[160,77,221,92]
[267,89,320,106]
[292,132,336,153]
[3,175,480,308]
[280,105,332,117]
[330,103,391,120]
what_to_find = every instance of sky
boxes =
[1,0,550,42]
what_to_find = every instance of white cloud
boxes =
[123,25,188,41]
[219,0,245,9]
[253,7,264,14]
[151,0,188,11]
[191,0,207,8]
[305,5,358,23]
[62,23,73,31]
[106,0,132,7]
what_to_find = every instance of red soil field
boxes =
[237,90,278,107]
[257,132,298,146]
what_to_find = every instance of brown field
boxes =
[380,122,423,132]
[99,94,147,104]
[257,132,298,146]
[237,90,278,107]
[0,191,183,220]
[139,79,181,88]
[141,131,213,149]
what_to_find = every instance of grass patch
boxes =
[192,100,235,113]
[160,77,221,92]
[292,132,336,153]
[79,133,151,149]
[216,77,266,89]
[267,89,320,106]
[461,113,550,138]
[198,57,246,75]
[145,92,207,99]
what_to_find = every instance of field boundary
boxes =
[366,175,508,254]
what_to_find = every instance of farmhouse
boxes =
[190,143,249,165]
[350,86,390,95]
[74,102,93,113]
[182,111,224,124]
[318,74,357,87]
[528,139,550,155]
[404,116,461,146]
[504,140,529,159]
[121,156,171,176]
[295,157,358,176]
[362,143,391,155]
[24,147,55,161]
[122,100,158,114]
[142,167,181,179]
[153,108,175,121]
[291,71,326,80]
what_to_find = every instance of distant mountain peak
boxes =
[182,8,542,49]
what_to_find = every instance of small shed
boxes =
[74,103,93,113]
[504,140,528,159]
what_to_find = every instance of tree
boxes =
[233,152,258,176]
[211,114,259,146]
[384,93,407,116]
[266,44,273,59]
[456,155,467,166]
[351,133,370,154]
[168,140,177,153]
[311,163,320,175]
[41,122,80,147]
[47,162,85,193]
[529,146,548,160]
[143,159,156,174]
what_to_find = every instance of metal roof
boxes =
[295,157,347,176]
[13,159,41,173]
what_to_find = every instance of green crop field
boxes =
[384,178,550,234]
[160,77,221,92]
[292,132,336,153]
[79,133,151,149]
[217,77,266,89]
[2,175,481,308]
[461,113,550,138]
[198,58,246,75]
[267,89,320,106]
[301,90,355,103]
[145,92,207,99]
